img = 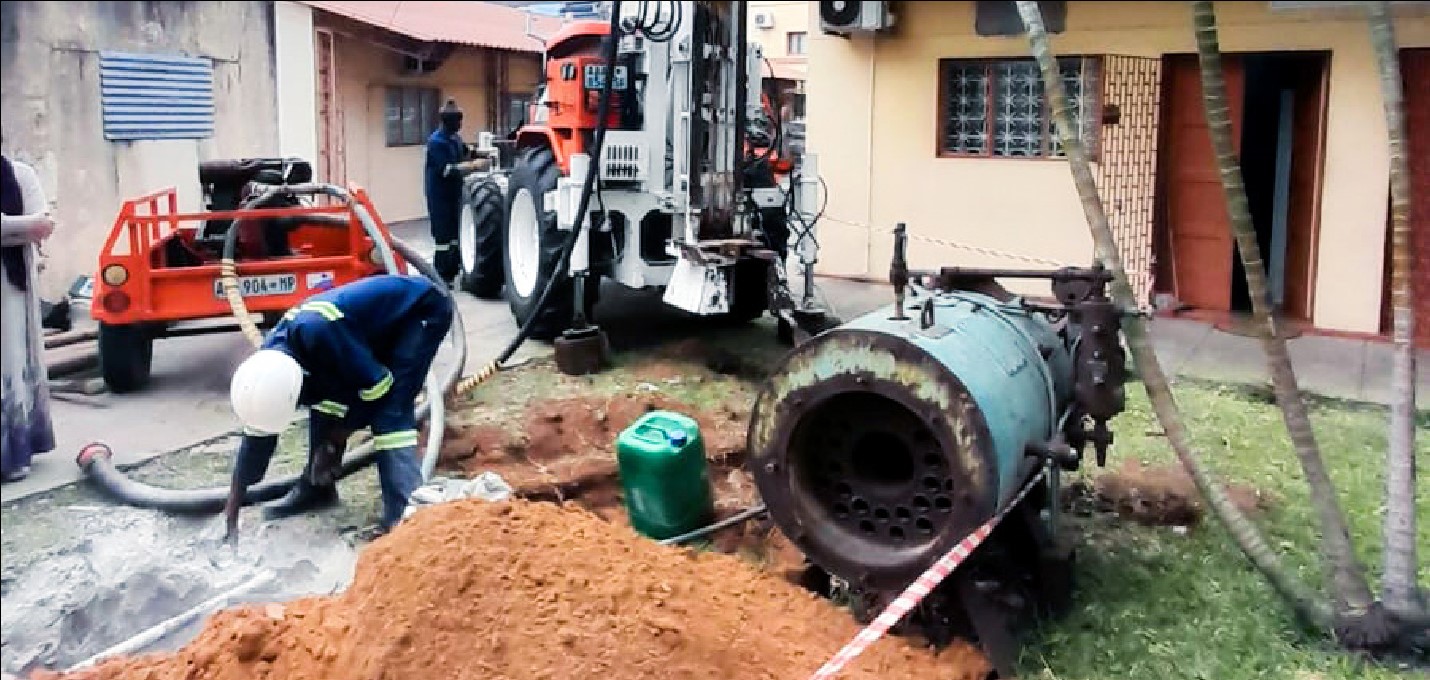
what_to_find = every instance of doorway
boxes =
[1153,52,1329,320]
[1380,48,1430,348]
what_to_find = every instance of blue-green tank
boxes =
[615,410,716,541]
[748,290,1073,590]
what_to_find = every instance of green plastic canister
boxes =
[615,410,716,541]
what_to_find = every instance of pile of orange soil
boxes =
[43,500,990,680]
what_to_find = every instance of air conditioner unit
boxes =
[753,11,776,29]
[819,0,896,34]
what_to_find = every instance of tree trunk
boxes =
[1366,0,1423,621]
[1190,0,1375,622]
[1013,0,1333,632]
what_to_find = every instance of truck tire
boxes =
[98,322,154,393]
[458,178,506,300]
[503,145,591,341]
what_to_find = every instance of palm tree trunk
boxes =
[1190,0,1375,621]
[1013,0,1332,632]
[1366,0,1423,621]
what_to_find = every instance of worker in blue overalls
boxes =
[222,273,453,542]
[425,98,468,283]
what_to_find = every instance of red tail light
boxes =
[102,289,131,313]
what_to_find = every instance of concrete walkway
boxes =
[1148,314,1430,405]
[3,227,1422,504]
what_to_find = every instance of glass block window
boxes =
[938,56,1101,159]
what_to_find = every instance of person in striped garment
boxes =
[222,273,453,542]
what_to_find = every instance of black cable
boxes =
[495,0,624,366]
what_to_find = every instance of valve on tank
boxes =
[1051,266,1128,468]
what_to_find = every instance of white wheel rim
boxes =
[509,188,541,299]
[458,199,476,274]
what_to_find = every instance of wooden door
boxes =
[1403,48,1430,348]
[1161,54,1245,312]
[1282,54,1329,322]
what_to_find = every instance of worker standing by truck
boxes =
[221,273,453,541]
[425,99,468,284]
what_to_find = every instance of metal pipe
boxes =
[44,328,98,349]
[657,503,768,546]
[47,349,98,380]
[66,569,276,671]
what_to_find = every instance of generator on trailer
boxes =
[456,1,835,371]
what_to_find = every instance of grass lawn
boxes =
[1028,378,1429,680]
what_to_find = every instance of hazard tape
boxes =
[818,215,1069,268]
[807,467,1050,680]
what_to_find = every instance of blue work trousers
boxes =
[237,290,453,528]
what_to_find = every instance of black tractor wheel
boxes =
[502,145,595,341]
[458,178,506,300]
[98,322,154,393]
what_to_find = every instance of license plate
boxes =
[213,273,298,299]
[583,64,628,90]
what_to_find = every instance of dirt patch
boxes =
[425,391,804,582]
[629,338,767,381]
[437,392,750,495]
[46,500,992,680]
[1072,460,1271,527]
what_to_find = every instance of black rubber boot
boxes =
[261,479,339,521]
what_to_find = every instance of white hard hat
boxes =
[229,349,305,435]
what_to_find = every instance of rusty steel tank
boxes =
[748,286,1075,592]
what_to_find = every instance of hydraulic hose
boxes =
[79,3,625,513]
[451,0,625,397]
[77,212,466,513]
[220,183,401,348]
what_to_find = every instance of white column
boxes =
[274,1,318,164]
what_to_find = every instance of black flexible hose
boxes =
[76,238,466,514]
[75,3,624,514]
[495,0,623,367]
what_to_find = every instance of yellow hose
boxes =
[219,257,265,348]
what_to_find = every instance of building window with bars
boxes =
[937,56,1101,159]
[385,86,442,147]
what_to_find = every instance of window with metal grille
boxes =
[99,52,215,141]
[937,56,1101,159]
[385,86,442,147]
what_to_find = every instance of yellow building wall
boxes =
[329,34,542,223]
[806,0,1430,334]
[749,0,811,59]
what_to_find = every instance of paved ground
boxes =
[3,219,1424,503]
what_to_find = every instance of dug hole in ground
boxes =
[4,332,988,679]
[7,327,1254,680]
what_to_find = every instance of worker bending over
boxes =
[223,274,453,541]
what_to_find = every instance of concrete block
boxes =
[1286,335,1366,402]
[1174,326,1269,386]
[1147,317,1212,376]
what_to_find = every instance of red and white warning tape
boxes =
[807,467,1050,680]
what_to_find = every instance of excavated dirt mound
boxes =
[1070,459,1271,527]
[45,500,992,680]
[432,392,806,581]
